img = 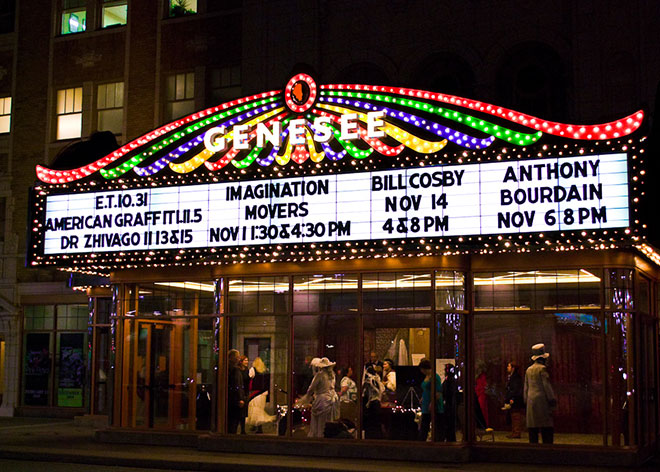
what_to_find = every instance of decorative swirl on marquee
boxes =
[35,73,644,184]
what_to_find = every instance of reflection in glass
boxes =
[135,282,215,317]
[606,312,635,446]
[228,277,290,313]
[435,271,465,310]
[293,274,358,312]
[227,316,288,435]
[363,272,431,311]
[474,270,601,311]
[605,269,633,310]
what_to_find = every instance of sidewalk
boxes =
[0,417,656,472]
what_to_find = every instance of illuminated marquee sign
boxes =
[41,153,628,256]
[34,74,643,184]
[30,73,645,269]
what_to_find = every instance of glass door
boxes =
[125,318,195,430]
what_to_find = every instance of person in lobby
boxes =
[475,361,489,428]
[418,358,444,441]
[382,358,397,395]
[524,343,557,444]
[365,351,384,379]
[362,365,385,439]
[247,356,276,432]
[296,357,339,438]
[227,349,245,434]
[238,355,250,434]
[443,363,458,442]
[503,361,524,439]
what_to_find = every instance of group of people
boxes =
[294,352,398,438]
[298,351,459,441]
[483,343,556,444]
[227,349,275,434]
[228,343,557,444]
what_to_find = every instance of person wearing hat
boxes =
[524,343,557,444]
[296,357,340,437]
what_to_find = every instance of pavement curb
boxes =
[0,446,421,472]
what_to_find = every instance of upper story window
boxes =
[56,87,83,140]
[210,66,241,104]
[61,0,87,35]
[102,0,127,28]
[97,82,123,135]
[0,0,15,34]
[0,97,11,133]
[169,0,197,17]
[166,72,195,120]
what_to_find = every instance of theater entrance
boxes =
[122,318,197,430]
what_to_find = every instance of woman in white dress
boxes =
[296,357,339,437]
[246,356,276,431]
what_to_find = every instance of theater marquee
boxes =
[28,74,644,269]
[39,153,627,256]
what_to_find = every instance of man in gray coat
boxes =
[524,343,557,444]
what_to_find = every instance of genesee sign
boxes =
[41,153,628,255]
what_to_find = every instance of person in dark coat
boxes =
[442,363,458,442]
[227,349,245,434]
[504,361,524,438]
[238,355,250,434]
[524,344,557,444]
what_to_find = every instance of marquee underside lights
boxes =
[35,74,644,184]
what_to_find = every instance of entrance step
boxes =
[73,414,109,428]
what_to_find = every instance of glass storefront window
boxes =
[56,304,88,330]
[227,315,288,435]
[136,282,215,317]
[435,313,466,442]
[363,272,432,311]
[474,269,601,311]
[93,326,111,415]
[228,277,290,314]
[473,312,604,445]
[108,265,654,448]
[293,273,358,312]
[606,312,635,446]
[24,305,54,330]
[23,332,52,406]
[23,304,89,408]
[292,315,358,438]
[435,271,465,310]
[605,269,634,310]
[56,332,86,407]
[363,313,431,440]
[637,275,650,315]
